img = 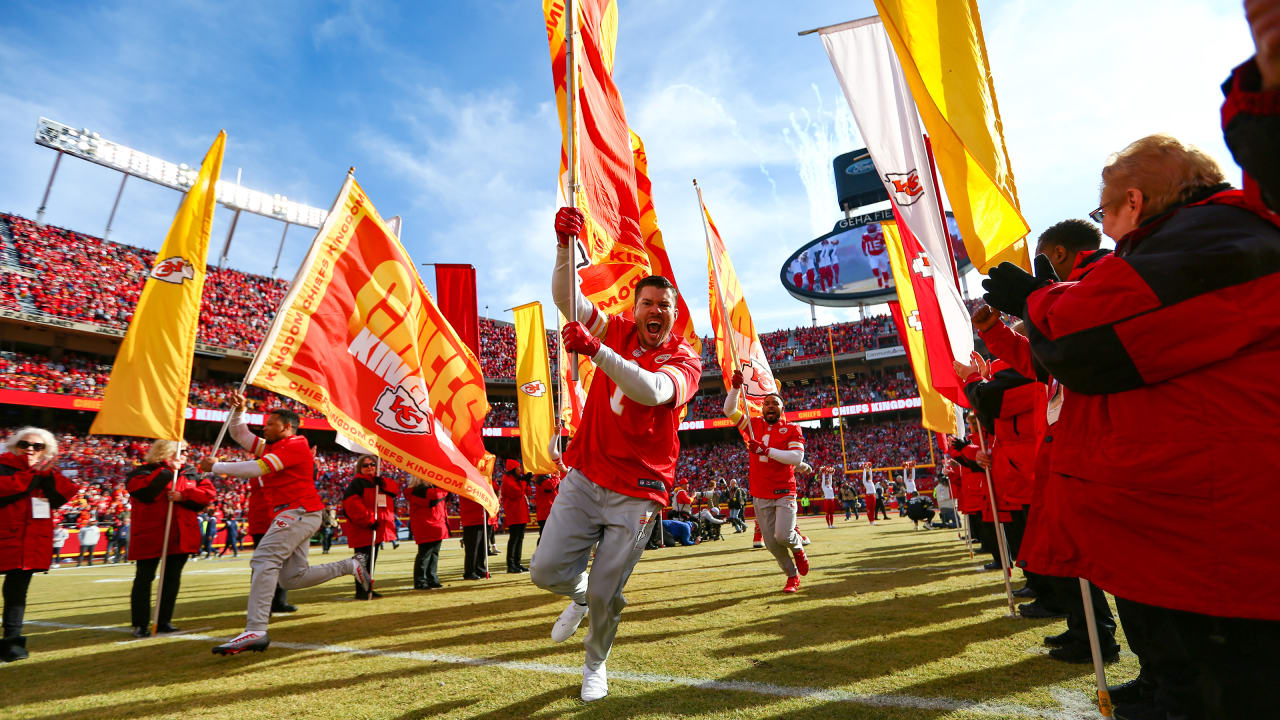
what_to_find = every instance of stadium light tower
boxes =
[33,117,329,272]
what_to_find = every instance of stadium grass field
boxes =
[4,514,1128,719]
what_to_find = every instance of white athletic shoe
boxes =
[581,662,608,702]
[351,554,371,593]
[551,600,588,643]
[212,631,270,656]
[800,534,811,546]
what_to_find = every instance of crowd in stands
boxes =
[697,315,902,369]
[684,373,917,419]
[675,421,933,495]
[476,317,559,380]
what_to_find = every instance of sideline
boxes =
[28,620,1097,719]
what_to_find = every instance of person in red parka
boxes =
[126,439,215,637]
[1,426,78,663]
[501,459,532,574]
[458,496,488,580]
[533,472,561,546]
[341,456,399,599]
[406,480,449,589]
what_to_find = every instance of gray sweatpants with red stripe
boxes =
[245,508,354,632]
[529,469,661,670]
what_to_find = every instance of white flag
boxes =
[819,17,973,365]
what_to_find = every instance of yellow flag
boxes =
[90,131,225,440]
[873,0,1030,272]
[514,302,558,474]
[882,221,959,434]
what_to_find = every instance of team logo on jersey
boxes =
[150,256,195,284]
[373,386,433,435]
[884,169,925,206]
[519,380,547,397]
[655,354,671,363]
[632,348,644,358]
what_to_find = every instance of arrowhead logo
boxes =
[150,256,195,284]
[519,380,547,397]
[884,170,925,206]
[373,386,433,435]
[907,310,922,332]
[738,359,777,400]
[911,253,932,278]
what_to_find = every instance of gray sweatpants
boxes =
[529,469,660,669]
[754,495,801,577]
[246,508,353,632]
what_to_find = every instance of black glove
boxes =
[981,255,1057,317]
[949,436,971,452]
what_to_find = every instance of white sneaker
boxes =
[581,662,608,702]
[212,631,270,655]
[551,600,588,643]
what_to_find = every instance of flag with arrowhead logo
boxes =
[699,188,777,429]
[245,175,496,513]
[872,0,1030,272]
[514,302,558,474]
[90,131,225,440]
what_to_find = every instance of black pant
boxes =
[1114,596,1200,718]
[200,535,214,557]
[320,527,334,553]
[2,570,34,638]
[352,545,378,596]
[506,524,526,572]
[1048,577,1117,650]
[414,541,441,587]
[875,498,889,519]
[462,525,487,578]
[130,554,188,628]
[251,532,291,609]
[218,533,238,557]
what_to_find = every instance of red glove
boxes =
[561,321,601,357]
[748,440,768,456]
[731,369,743,389]
[555,207,584,247]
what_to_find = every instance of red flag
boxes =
[434,264,481,358]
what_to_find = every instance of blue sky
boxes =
[0,1,1253,335]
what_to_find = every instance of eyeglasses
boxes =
[16,441,47,451]
[1089,206,1106,224]
[359,463,376,470]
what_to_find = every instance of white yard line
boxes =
[27,620,1098,719]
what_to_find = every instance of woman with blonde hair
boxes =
[126,438,214,637]
[0,426,78,662]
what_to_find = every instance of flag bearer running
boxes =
[530,208,702,703]
[723,374,809,593]
[200,392,369,655]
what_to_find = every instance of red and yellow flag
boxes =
[246,176,496,512]
[90,131,225,440]
[514,302,558,474]
[882,220,961,434]
[699,188,778,425]
[873,0,1030,272]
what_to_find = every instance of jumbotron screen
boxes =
[779,209,972,306]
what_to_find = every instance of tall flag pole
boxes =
[872,0,1030,272]
[563,0,581,381]
[826,326,850,474]
[243,174,497,512]
[90,131,225,440]
[695,180,778,443]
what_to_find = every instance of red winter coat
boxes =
[500,470,531,526]
[458,496,486,528]
[1023,188,1280,621]
[946,442,987,515]
[341,475,400,548]
[407,485,450,543]
[0,453,78,571]
[126,464,215,560]
[534,474,560,523]
[961,359,1046,507]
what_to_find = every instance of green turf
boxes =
[3,515,1127,719]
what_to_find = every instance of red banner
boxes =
[434,264,481,358]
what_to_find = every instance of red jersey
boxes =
[862,231,886,256]
[245,434,322,514]
[562,314,701,505]
[745,416,805,499]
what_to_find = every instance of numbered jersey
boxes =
[563,314,702,506]
[862,231,886,256]
[747,416,805,500]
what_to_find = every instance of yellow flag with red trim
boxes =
[90,131,225,440]
[514,302,558,474]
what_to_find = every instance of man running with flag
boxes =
[529,207,701,703]
[723,373,809,593]
[200,391,370,655]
